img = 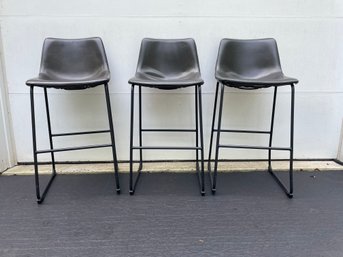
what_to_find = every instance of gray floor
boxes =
[0,171,343,257]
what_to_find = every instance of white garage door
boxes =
[0,94,10,172]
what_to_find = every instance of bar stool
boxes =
[128,38,205,195]
[26,37,120,203]
[208,38,298,198]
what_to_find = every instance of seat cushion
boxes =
[26,71,110,90]
[129,71,204,89]
[216,71,298,89]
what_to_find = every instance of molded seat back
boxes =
[216,38,283,81]
[135,38,201,81]
[39,37,109,81]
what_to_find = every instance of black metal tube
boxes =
[208,82,220,171]
[43,87,56,175]
[198,85,205,195]
[37,172,56,204]
[132,146,201,150]
[266,84,295,199]
[36,144,113,154]
[268,86,278,171]
[138,86,143,170]
[129,85,135,194]
[218,144,291,151]
[269,169,292,197]
[132,167,142,193]
[195,85,199,166]
[141,129,196,132]
[212,129,270,134]
[104,83,120,193]
[52,130,110,137]
[289,84,295,196]
[213,83,225,192]
[30,86,40,200]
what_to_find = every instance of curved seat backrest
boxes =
[216,38,283,79]
[135,38,201,79]
[39,37,109,79]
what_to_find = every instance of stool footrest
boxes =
[219,144,291,151]
[36,144,113,154]
[214,129,270,134]
[52,130,110,137]
[132,146,201,150]
[141,128,196,132]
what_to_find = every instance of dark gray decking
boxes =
[0,171,343,257]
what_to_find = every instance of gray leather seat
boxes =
[129,38,204,89]
[208,38,298,198]
[26,37,120,203]
[26,38,110,89]
[215,38,298,89]
[128,38,205,195]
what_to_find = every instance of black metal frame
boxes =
[30,83,120,204]
[129,84,205,195]
[208,82,295,198]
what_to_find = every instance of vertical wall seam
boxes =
[0,23,17,167]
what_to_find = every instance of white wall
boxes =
[337,119,343,162]
[0,91,11,171]
[0,0,343,162]
[0,27,15,171]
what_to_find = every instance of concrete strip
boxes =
[1,160,342,175]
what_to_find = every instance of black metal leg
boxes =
[31,86,56,204]
[43,87,56,176]
[130,84,205,195]
[130,85,142,195]
[30,84,122,203]
[31,86,40,200]
[195,86,199,167]
[138,86,143,171]
[289,84,295,196]
[212,83,225,193]
[129,85,135,194]
[268,86,278,171]
[104,83,120,194]
[208,82,219,174]
[208,82,294,198]
[267,84,294,198]
[198,85,205,196]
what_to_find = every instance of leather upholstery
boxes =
[129,38,203,89]
[26,37,110,90]
[215,38,298,89]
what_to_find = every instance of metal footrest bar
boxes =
[51,130,110,137]
[36,144,112,154]
[213,129,270,134]
[132,146,201,150]
[141,129,196,132]
[219,144,291,151]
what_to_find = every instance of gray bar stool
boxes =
[129,38,205,195]
[26,37,120,203]
[208,38,298,198]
